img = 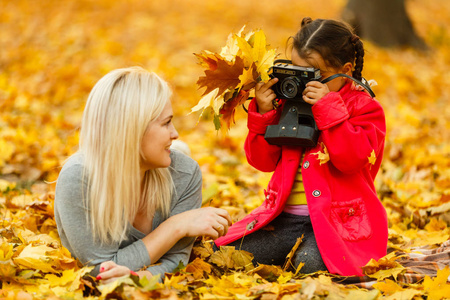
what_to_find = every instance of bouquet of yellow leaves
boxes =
[191,26,278,131]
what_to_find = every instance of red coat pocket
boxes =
[330,198,372,241]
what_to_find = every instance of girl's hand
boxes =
[175,207,232,240]
[255,78,278,115]
[303,81,330,105]
[97,261,133,284]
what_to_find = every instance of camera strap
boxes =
[320,74,376,98]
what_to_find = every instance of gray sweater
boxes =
[54,150,202,276]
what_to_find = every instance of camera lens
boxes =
[281,77,300,99]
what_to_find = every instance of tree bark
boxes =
[342,0,427,49]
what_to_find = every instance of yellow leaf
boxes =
[235,35,254,67]
[0,179,16,192]
[423,266,450,300]
[362,252,406,280]
[220,25,246,61]
[312,143,330,165]
[368,149,377,165]
[13,244,58,273]
[230,248,254,271]
[373,279,403,296]
[251,30,266,65]
[0,139,15,167]
[190,88,220,116]
[45,268,77,287]
[236,64,257,91]
[383,289,423,300]
[257,48,278,82]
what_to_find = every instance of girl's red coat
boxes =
[215,83,388,276]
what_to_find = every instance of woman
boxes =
[55,67,231,283]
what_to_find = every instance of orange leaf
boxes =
[194,51,220,71]
[185,257,212,280]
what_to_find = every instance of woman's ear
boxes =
[342,62,353,75]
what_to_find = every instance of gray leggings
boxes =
[221,212,327,274]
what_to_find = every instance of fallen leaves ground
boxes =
[0,0,449,299]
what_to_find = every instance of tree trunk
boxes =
[342,0,427,49]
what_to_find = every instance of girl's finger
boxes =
[306,80,324,88]
[260,78,278,92]
[255,82,265,91]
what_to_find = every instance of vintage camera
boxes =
[264,59,321,147]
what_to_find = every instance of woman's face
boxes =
[140,100,179,171]
[291,49,351,92]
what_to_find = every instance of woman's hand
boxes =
[96,261,133,284]
[303,81,330,105]
[255,78,278,115]
[97,261,153,284]
[175,207,232,240]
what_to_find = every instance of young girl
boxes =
[55,67,231,284]
[214,17,387,276]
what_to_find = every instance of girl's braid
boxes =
[351,35,364,81]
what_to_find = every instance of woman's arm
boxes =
[142,153,231,276]
[54,160,152,272]
[55,153,230,283]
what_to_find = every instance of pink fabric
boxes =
[283,204,310,216]
[215,83,388,276]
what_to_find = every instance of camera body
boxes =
[264,60,321,147]
[271,60,321,100]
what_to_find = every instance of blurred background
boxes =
[0,0,449,241]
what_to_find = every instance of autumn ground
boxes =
[0,0,450,299]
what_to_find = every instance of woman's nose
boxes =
[171,125,179,140]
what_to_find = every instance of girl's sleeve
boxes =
[54,163,151,275]
[312,91,386,173]
[244,99,283,172]
[146,155,202,275]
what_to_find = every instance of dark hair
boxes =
[293,17,364,81]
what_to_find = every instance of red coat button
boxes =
[348,208,355,216]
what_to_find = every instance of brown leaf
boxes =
[219,89,250,130]
[197,56,244,96]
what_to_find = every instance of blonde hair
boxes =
[79,66,173,244]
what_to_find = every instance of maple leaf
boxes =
[230,248,254,271]
[368,149,377,165]
[423,266,450,300]
[208,246,253,271]
[372,279,403,296]
[236,63,258,91]
[0,242,16,278]
[194,51,221,71]
[361,252,405,280]
[190,88,220,116]
[312,142,330,165]
[197,56,244,96]
[13,244,60,273]
[185,257,212,279]
[219,89,250,130]
[220,25,246,61]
